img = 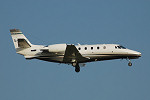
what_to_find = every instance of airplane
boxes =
[10,29,141,72]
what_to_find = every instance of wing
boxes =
[63,45,88,63]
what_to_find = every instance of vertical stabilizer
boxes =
[10,29,32,50]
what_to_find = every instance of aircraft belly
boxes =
[36,56,64,63]
[83,54,128,62]
[36,53,140,63]
[49,57,64,62]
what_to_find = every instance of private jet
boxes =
[10,29,141,72]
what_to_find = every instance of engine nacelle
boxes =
[48,44,67,53]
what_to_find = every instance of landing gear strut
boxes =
[72,63,80,72]
[127,58,132,66]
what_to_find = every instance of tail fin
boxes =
[10,29,32,49]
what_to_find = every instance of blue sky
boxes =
[0,0,150,100]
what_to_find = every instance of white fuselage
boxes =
[18,44,141,64]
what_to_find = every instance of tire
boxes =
[128,62,132,66]
[75,67,80,72]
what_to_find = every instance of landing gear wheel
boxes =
[127,57,132,67]
[75,67,80,72]
[128,62,132,66]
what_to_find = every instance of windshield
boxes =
[115,45,126,49]
[120,45,126,49]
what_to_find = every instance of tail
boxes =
[10,29,32,50]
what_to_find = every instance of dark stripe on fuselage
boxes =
[34,53,140,63]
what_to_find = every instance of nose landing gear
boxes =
[127,58,132,66]
[128,61,132,66]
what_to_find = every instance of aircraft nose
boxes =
[135,51,141,57]
[132,51,141,57]
[127,50,141,57]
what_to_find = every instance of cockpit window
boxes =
[115,45,126,49]
[120,46,126,49]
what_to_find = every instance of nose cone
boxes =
[134,51,141,57]
[128,49,141,57]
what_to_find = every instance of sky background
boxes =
[0,0,150,100]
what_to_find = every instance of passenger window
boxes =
[97,47,100,49]
[91,47,93,50]
[78,47,81,50]
[103,46,106,49]
[85,47,87,50]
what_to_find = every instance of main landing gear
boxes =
[75,66,80,72]
[72,63,80,72]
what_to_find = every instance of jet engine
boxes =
[48,44,67,53]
